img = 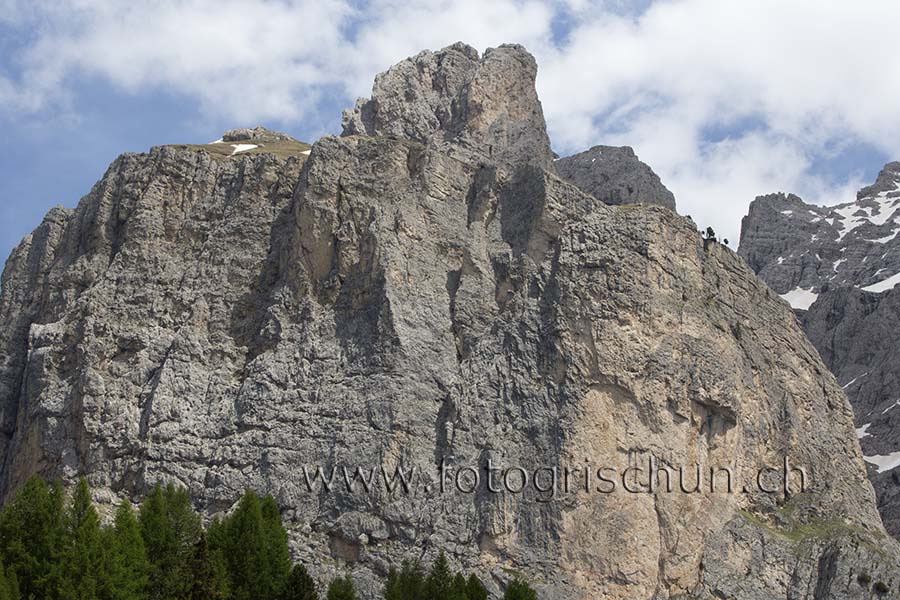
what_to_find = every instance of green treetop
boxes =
[503,578,537,600]
[102,498,149,600]
[60,478,104,600]
[139,483,202,600]
[326,574,357,600]
[0,476,66,599]
[280,563,318,600]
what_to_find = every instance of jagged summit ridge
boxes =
[341,42,678,212]
[739,164,900,299]
[859,161,900,199]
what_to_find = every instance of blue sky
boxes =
[2,0,897,264]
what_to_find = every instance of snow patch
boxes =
[776,256,785,265]
[842,372,869,389]
[231,144,258,155]
[869,192,900,226]
[830,188,900,240]
[861,272,900,293]
[208,138,224,144]
[779,287,818,310]
[864,451,900,474]
[866,229,900,244]
[301,150,311,156]
[833,204,866,240]
[856,423,872,439]
[882,400,900,415]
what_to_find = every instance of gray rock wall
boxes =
[555,145,677,210]
[1,43,898,599]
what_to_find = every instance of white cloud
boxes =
[535,0,900,241]
[2,0,898,243]
[9,0,356,121]
[0,0,556,121]
[539,0,900,158]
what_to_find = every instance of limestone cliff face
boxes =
[740,168,900,541]
[2,44,899,599]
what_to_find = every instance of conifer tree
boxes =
[60,478,105,600]
[138,484,172,596]
[0,562,20,600]
[424,552,454,600]
[451,573,469,600]
[0,476,66,599]
[281,563,318,600]
[102,499,149,600]
[260,494,292,596]
[216,490,292,599]
[189,532,229,600]
[326,575,357,600]
[220,490,267,600]
[164,484,204,556]
[503,578,537,600]
[464,574,488,600]
[205,516,227,558]
[0,478,527,600]
[139,483,202,600]
[383,568,401,600]
[383,561,424,600]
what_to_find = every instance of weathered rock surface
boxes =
[341,42,553,171]
[740,166,900,542]
[2,43,899,599]
[555,145,677,210]
[222,125,299,143]
[740,163,900,296]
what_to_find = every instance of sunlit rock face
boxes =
[1,43,898,599]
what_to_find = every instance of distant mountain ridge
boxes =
[739,163,900,539]
[740,162,900,304]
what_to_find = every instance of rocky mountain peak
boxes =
[2,43,899,598]
[858,161,900,199]
[739,166,900,300]
[341,42,554,170]
[554,145,677,210]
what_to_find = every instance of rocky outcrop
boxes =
[222,126,299,143]
[2,43,899,599]
[555,145,677,210]
[341,42,553,171]
[739,164,900,541]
